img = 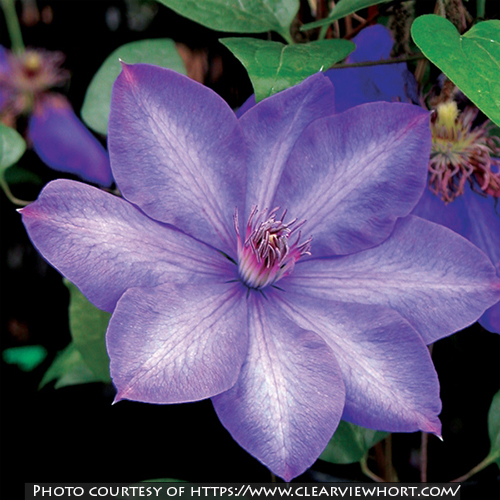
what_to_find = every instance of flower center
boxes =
[429,101,500,202]
[235,207,311,290]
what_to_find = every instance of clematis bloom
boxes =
[0,46,112,187]
[20,65,500,480]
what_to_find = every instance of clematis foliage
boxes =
[20,64,500,480]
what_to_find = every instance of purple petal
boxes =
[274,102,431,256]
[325,25,418,113]
[274,293,442,434]
[286,216,500,343]
[411,186,469,234]
[235,94,255,118]
[108,64,246,254]
[109,282,247,404]
[413,185,500,333]
[28,94,113,187]
[0,46,8,111]
[213,294,345,482]
[481,302,500,333]
[461,187,500,284]
[20,179,232,312]
[240,73,335,214]
[348,25,394,63]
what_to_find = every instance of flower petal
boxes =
[326,25,418,113]
[240,73,335,214]
[109,282,247,404]
[274,293,441,434]
[28,94,113,187]
[213,293,345,482]
[108,63,246,254]
[20,179,232,312]
[287,216,500,343]
[454,190,500,333]
[411,186,468,234]
[412,186,500,334]
[274,102,431,256]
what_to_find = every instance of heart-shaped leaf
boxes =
[220,37,354,101]
[412,16,500,127]
[157,0,298,43]
[81,39,186,135]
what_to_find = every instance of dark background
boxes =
[2,1,500,498]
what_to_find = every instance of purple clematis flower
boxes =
[0,46,112,187]
[20,64,500,480]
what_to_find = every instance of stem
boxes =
[477,0,486,19]
[328,54,425,70]
[360,456,385,483]
[1,0,25,53]
[420,344,434,483]
[0,175,31,206]
[420,432,428,482]
[385,434,398,482]
[451,455,496,483]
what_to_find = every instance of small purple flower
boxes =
[0,46,112,187]
[20,64,500,480]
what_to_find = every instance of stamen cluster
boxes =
[429,101,500,203]
[235,207,311,290]
[0,48,69,119]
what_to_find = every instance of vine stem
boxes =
[360,456,384,483]
[1,0,25,53]
[1,176,31,206]
[477,0,486,19]
[451,455,496,483]
[328,54,425,71]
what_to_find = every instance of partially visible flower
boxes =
[0,46,112,187]
[412,100,500,333]
[324,24,418,112]
[427,100,500,202]
[20,65,500,480]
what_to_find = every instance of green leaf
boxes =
[412,16,500,127]
[3,345,47,371]
[220,37,355,101]
[157,0,299,42]
[0,123,26,171]
[320,421,388,464]
[487,389,500,467]
[39,343,99,389]
[65,280,112,382]
[302,0,391,31]
[81,39,186,135]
